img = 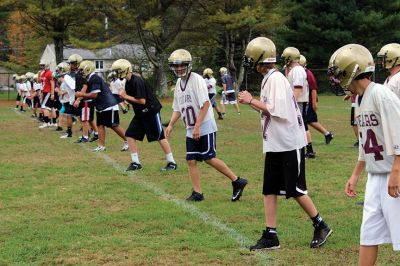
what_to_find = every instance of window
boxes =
[95,60,104,70]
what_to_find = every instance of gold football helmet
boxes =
[33,74,39,81]
[78,60,95,78]
[327,44,375,89]
[299,55,307,66]
[111,59,132,79]
[39,59,50,70]
[219,67,228,75]
[203,68,213,77]
[377,43,400,69]
[25,72,35,80]
[67,54,83,64]
[168,49,192,78]
[57,62,70,76]
[281,47,300,65]
[244,37,276,69]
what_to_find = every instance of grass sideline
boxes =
[0,95,398,265]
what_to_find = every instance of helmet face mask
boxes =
[57,62,70,76]
[327,44,375,92]
[111,59,132,79]
[168,49,192,78]
[281,47,300,66]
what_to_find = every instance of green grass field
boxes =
[0,95,398,265]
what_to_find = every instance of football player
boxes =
[377,43,400,98]
[203,68,223,120]
[219,67,240,115]
[239,37,332,251]
[282,47,315,158]
[38,60,55,128]
[299,55,334,144]
[75,60,128,152]
[166,49,247,202]
[111,59,177,171]
[56,62,75,139]
[333,44,400,265]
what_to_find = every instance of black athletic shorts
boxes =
[186,132,217,161]
[125,112,165,142]
[41,92,54,110]
[96,109,120,128]
[306,104,318,124]
[263,148,308,198]
[298,102,308,131]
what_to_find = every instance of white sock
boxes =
[131,153,140,164]
[166,153,175,164]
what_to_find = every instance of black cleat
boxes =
[74,137,89,143]
[186,191,204,202]
[126,162,143,171]
[325,132,334,144]
[89,134,99,142]
[305,152,316,159]
[250,230,280,251]
[231,177,248,201]
[161,162,177,171]
[353,141,359,148]
[310,222,332,248]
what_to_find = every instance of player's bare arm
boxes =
[119,90,145,105]
[165,111,181,139]
[388,155,400,198]
[238,91,266,113]
[345,160,365,197]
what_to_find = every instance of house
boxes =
[40,44,153,78]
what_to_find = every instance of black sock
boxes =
[16,105,19,108]
[52,118,57,124]
[67,127,72,134]
[311,213,323,227]
[306,143,314,153]
[44,117,49,123]
[266,227,277,235]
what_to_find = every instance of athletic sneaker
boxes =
[93,146,106,152]
[60,133,72,139]
[74,137,89,143]
[325,132,334,144]
[161,162,177,171]
[231,177,248,202]
[38,122,50,128]
[310,222,332,248]
[250,230,280,251]
[353,141,359,148]
[218,116,223,120]
[89,134,99,142]
[186,191,204,202]
[55,126,63,131]
[121,141,129,152]
[305,152,316,159]
[126,162,143,171]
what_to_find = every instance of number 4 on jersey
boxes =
[360,129,384,161]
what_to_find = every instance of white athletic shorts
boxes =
[360,173,400,250]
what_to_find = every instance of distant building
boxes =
[40,44,153,78]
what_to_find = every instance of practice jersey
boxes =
[287,65,309,103]
[355,82,400,173]
[33,82,42,91]
[260,69,307,153]
[87,73,118,112]
[110,78,126,95]
[40,69,53,93]
[59,74,76,104]
[221,74,235,93]
[383,71,400,99]
[19,82,29,96]
[172,72,217,138]
[305,68,318,103]
[204,77,217,94]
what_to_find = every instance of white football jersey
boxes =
[172,72,217,138]
[355,82,400,173]
[260,69,307,152]
[33,82,42,91]
[59,74,76,104]
[110,79,125,94]
[383,71,400,99]
[287,65,309,103]
[204,77,217,94]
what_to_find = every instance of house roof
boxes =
[62,44,149,60]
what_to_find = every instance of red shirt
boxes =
[305,68,317,103]
[41,69,53,93]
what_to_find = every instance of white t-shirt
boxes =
[260,69,307,153]
[204,77,217,94]
[33,82,42,91]
[356,82,400,173]
[383,71,400,99]
[287,65,309,103]
[59,74,76,104]
[172,72,217,138]
[110,78,126,95]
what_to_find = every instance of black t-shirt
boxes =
[87,74,117,111]
[125,75,162,117]
[69,70,87,92]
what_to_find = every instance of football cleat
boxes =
[93,146,106,152]
[250,230,280,251]
[161,162,177,171]
[126,162,143,171]
[310,222,332,248]
[231,177,248,201]
[186,191,204,202]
